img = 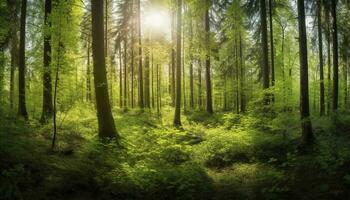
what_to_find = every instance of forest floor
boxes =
[2,105,350,200]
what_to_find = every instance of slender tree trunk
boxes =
[182,25,186,111]
[137,0,144,109]
[260,0,270,91]
[86,38,92,102]
[171,10,176,107]
[331,0,338,111]
[131,2,135,108]
[239,32,245,113]
[235,37,240,113]
[223,74,227,111]
[344,54,348,108]
[124,38,127,108]
[91,0,118,138]
[157,64,160,115]
[297,0,313,144]
[205,3,213,114]
[269,0,275,88]
[131,42,134,108]
[189,17,194,109]
[119,47,123,107]
[151,50,155,108]
[317,0,325,116]
[18,0,28,119]
[41,0,53,123]
[174,0,182,126]
[198,60,202,109]
[326,9,331,114]
[10,31,18,109]
[144,38,150,108]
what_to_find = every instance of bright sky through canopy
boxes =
[143,9,171,37]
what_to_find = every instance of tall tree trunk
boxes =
[131,27,135,108]
[189,16,194,109]
[239,32,245,113]
[144,38,150,108]
[344,54,348,108]
[151,50,154,108]
[18,0,28,119]
[198,60,202,109]
[182,23,186,111]
[326,9,331,114]
[157,64,160,115]
[235,37,240,113]
[297,0,313,144]
[331,0,338,111]
[173,0,182,126]
[124,38,127,108]
[10,30,18,109]
[91,0,118,138]
[119,47,122,107]
[205,2,213,114]
[268,0,275,88]
[41,0,53,123]
[137,0,144,109]
[317,0,325,116]
[86,38,92,102]
[260,0,269,90]
[171,10,176,107]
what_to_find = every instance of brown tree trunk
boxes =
[189,16,194,109]
[260,0,269,90]
[331,0,338,111]
[317,0,325,116]
[124,38,127,108]
[10,29,18,109]
[137,0,144,109]
[297,0,313,145]
[18,0,28,119]
[86,38,92,102]
[205,2,213,114]
[198,60,202,109]
[144,38,150,108]
[326,9,331,114]
[174,0,182,126]
[91,0,118,138]
[41,0,53,123]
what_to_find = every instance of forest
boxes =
[1,0,350,199]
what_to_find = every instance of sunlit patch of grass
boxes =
[209,163,286,200]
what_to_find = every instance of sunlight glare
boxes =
[144,10,170,34]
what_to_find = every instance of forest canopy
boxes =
[1,0,350,199]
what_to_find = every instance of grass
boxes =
[1,105,350,199]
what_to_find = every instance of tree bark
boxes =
[174,0,182,126]
[10,29,18,109]
[268,0,275,88]
[91,0,118,138]
[189,16,194,109]
[326,9,331,114]
[41,0,53,123]
[18,0,28,119]
[317,0,325,116]
[144,38,150,108]
[260,0,269,90]
[137,0,144,109]
[124,38,127,108]
[331,0,338,111]
[86,38,92,102]
[297,0,313,144]
[205,2,213,114]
